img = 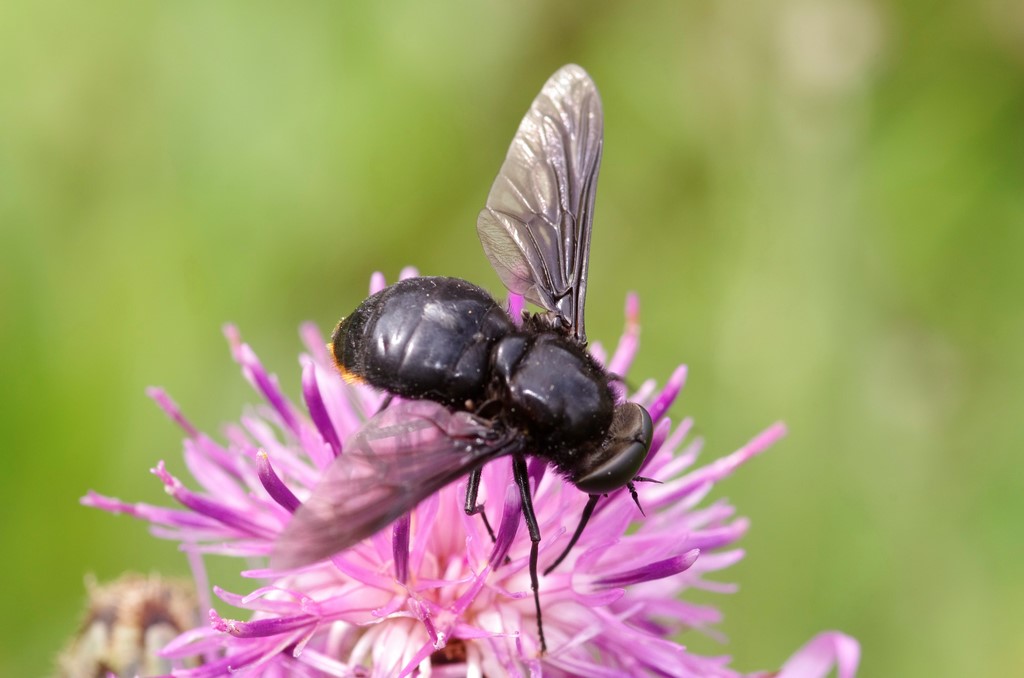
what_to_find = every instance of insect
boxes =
[275,64,654,654]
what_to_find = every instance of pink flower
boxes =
[84,271,859,677]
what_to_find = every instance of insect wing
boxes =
[273,401,511,568]
[477,64,603,344]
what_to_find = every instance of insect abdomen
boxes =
[332,277,513,406]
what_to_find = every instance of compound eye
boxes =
[573,403,653,494]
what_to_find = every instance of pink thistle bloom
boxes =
[84,272,859,677]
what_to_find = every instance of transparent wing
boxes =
[477,64,603,344]
[273,401,515,568]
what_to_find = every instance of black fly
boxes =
[274,65,654,655]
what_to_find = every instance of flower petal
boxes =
[774,631,861,678]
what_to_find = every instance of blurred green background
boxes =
[2,1,1022,675]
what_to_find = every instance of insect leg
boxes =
[513,454,547,654]
[375,394,394,414]
[464,467,497,542]
[543,493,600,576]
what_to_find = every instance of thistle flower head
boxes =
[84,271,859,677]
